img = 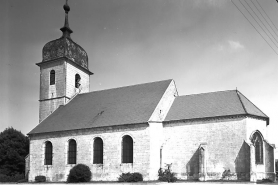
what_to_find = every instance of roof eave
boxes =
[36,57,93,75]
[164,114,269,124]
[27,121,149,136]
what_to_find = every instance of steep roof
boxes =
[29,79,172,135]
[165,90,268,123]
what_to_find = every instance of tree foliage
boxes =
[0,127,29,176]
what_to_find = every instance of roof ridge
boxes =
[236,90,247,114]
[236,90,269,118]
[179,89,236,97]
[81,79,173,95]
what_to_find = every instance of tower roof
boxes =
[37,1,92,74]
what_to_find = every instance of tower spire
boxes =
[60,0,73,38]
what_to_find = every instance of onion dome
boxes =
[41,0,90,71]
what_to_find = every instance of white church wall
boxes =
[65,61,90,98]
[162,117,250,180]
[246,118,275,181]
[148,80,178,180]
[39,60,66,122]
[149,80,178,122]
[29,123,151,182]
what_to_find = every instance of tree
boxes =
[0,127,29,176]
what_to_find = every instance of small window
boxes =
[68,139,77,164]
[252,132,263,164]
[50,70,55,85]
[45,141,52,165]
[122,135,133,163]
[75,74,81,88]
[93,137,103,164]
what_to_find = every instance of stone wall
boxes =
[29,123,150,182]
[148,80,177,180]
[65,62,90,98]
[245,117,275,181]
[39,60,66,122]
[162,117,251,180]
[38,59,90,122]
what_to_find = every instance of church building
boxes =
[28,1,276,182]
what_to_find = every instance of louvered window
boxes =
[93,137,103,164]
[45,141,52,165]
[68,139,76,164]
[122,135,133,163]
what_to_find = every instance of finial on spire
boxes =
[64,0,70,13]
[60,0,73,38]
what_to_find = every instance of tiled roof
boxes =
[28,79,173,135]
[165,90,268,123]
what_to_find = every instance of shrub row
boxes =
[118,172,143,182]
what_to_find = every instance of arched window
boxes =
[252,132,263,164]
[122,135,133,163]
[68,139,77,164]
[45,141,52,165]
[75,74,81,88]
[93,137,103,164]
[50,70,55,85]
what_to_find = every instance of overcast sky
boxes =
[0,0,277,146]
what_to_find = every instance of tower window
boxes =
[68,139,77,164]
[75,74,81,88]
[45,141,53,165]
[122,135,133,163]
[93,137,103,164]
[50,70,55,85]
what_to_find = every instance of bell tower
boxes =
[36,0,93,122]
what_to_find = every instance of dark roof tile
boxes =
[165,90,268,122]
[29,79,173,134]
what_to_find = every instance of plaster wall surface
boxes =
[39,60,66,122]
[38,60,90,122]
[162,117,249,180]
[246,118,275,181]
[65,62,90,98]
[29,124,150,182]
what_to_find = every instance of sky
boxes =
[0,0,277,146]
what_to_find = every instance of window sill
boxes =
[66,164,76,167]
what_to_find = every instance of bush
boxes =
[17,178,28,183]
[67,164,92,183]
[261,178,272,183]
[118,172,143,182]
[0,173,25,182]
[158,164,177,183]
[35,175,46,182]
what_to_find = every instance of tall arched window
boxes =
[122,135,133,163]
[93,137,103,164]
[50,70,55,85]
[68,139,77,164]
[75,74,81,88]
[45,141,52,165]
[252,132,263,164]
